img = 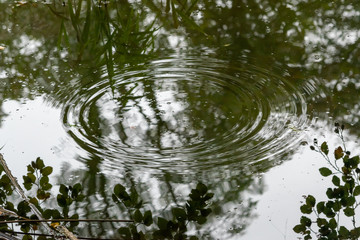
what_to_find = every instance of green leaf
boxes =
[195,215,207,224]
[40,176,49,186]
[196,182,208,195]
[334,146,344,160]
[118,227,131,238]
[339,226,349,238]
[316,202,325,213]
[59,184,68,196]
[293,224,306,233]
[317,218,327,227]
[27,165,34,173]
[203,192,214,201]
[157,217,168,231]
[143,210,153,226]
[344,207,355,217]
[27,173,36,183]
[189,189,201,200]
[332,176,340,186]
[328,218,337,229]
[172,208,187,220]
[41,166,53,176]
[57,194,67,207]
[319,167,332,177]
[133,209,143,223]
[300,216,312,227]
[321,142,329,155]
[200,208,212,217]
[306,195,316,207]
[35,157,45,169]
[354,186,360,196]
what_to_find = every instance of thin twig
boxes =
[0,219,133,224]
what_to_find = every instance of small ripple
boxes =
[62,55,309,174]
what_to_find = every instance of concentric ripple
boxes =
[62,55,309,173]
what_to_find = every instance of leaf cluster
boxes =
[113,182,213,240]
[294,123,360,239]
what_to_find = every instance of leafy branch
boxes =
[294,123,360,240]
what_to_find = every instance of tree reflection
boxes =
[1,0,360,238]
[55,157,263,239]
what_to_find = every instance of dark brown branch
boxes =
[0,218,133,224]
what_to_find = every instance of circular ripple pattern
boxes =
[62,56,309,173]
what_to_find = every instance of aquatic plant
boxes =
[0,156,213,239]
[294,123,360,239]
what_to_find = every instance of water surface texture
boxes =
[62,55,309,173]
[1,0,360,239]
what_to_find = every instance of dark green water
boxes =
[0,0,359,239]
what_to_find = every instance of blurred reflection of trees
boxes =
[55,157,262,239]
[1,0,360,238]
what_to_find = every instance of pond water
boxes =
[1,0,360,239]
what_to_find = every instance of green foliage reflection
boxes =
[0,157,213,239]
